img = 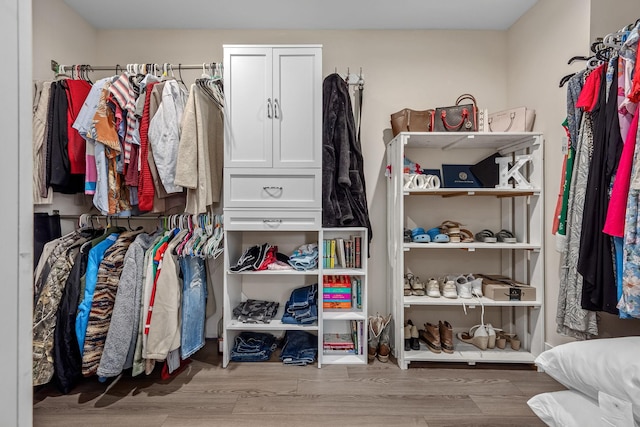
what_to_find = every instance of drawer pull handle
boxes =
[263,219,282,223]
[263,186,283,191]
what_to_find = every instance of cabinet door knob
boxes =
[267,98,272,118]
[274,98,280,119]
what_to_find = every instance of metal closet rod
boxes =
[51,59,220,74]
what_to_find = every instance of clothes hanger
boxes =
[559,73,576,88]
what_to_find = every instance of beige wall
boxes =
[590,0,640,41]
[32,0,97,81]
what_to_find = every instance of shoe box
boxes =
[478,274,536,302]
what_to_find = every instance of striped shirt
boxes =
[108,73,136,164]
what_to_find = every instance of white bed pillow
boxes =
[527,390,600,427]
[535,336,640,421]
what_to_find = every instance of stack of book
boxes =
[322,320,363,355]
[323,275,362,310]
[322,235,362,269]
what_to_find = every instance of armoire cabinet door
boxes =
[272,47,322,168]
[224,45,321,169]
[224,47,274,168]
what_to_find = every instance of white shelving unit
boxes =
[222,44,323,368]
[320,227,368,366]
[386,132,545,369]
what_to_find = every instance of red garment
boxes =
[628,39,640,103]
[603,112,640,237]
[138,82,158,212]
[576,65,604,112]
[63,79,91,174]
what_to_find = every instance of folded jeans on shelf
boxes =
[282,302,318,324]
[287,284,317,310]
[230,331,277,362]
[280,330,318,365]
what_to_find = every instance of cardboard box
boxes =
[478,274,536,302]
[442,164,482,188]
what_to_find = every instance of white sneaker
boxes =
[455,275,472,299]
[439,277,458,299]
[467,274,483,297]
[426,278,441,297]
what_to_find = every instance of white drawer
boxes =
[224,169,321,209]
[224,209,321,231]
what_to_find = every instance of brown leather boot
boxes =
[439,320,454,354]
[419,322,442,353]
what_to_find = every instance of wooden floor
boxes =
[33,340,564,427]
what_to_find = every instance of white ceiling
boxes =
[63,0,538,31]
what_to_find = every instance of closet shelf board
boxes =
[404,340,536,364]
[322,311,367,321]
[403,296,542,307]
[403,243,541,251]
[404,188,541,197]
[226,320,319,331]
[227,269,319,275]
[321,268,366,276]
[322,354,367,365]
[395,132,542,152]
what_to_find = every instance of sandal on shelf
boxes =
[496,229,517,243]
[427,227,449,243]
[475,229,497,243]
[459,229,475,243]
[439,220,464,243]
[496,332,521,350]
[412,227,431,243]
[457,325,489,351]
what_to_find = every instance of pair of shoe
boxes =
[496,332,521,351]
[418,320,454,354]
[368,313,392,362]
[457,323,500,351]
[419,277,455,298]
[475,229,517,243]
[404,273,426,296]
[451,274,483,298]
[404,320,420,351]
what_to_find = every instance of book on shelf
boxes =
[352,235,361,269]
[336,237,346,268]
[323,332,354,346]
[323,301,352,309]
[323,347,356,354]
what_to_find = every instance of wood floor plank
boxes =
[163,414,429,427]
[33,413,168,427]
[469,394,539,417]
[425,415,546,426]
[232,394,479,416]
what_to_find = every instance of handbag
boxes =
[488,107,536,132]
[433,94,478,132]
[390,108,434,136]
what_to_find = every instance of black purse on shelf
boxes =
[433,94,478,132]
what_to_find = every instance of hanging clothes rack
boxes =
[51,59,222,77]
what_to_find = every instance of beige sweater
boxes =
[175,84,224,214]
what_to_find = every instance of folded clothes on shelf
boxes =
[280,330,318,366]
[232,299,280,324]
[230,331,277,362]
[288,243,319,271]
[282,283,318,325]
